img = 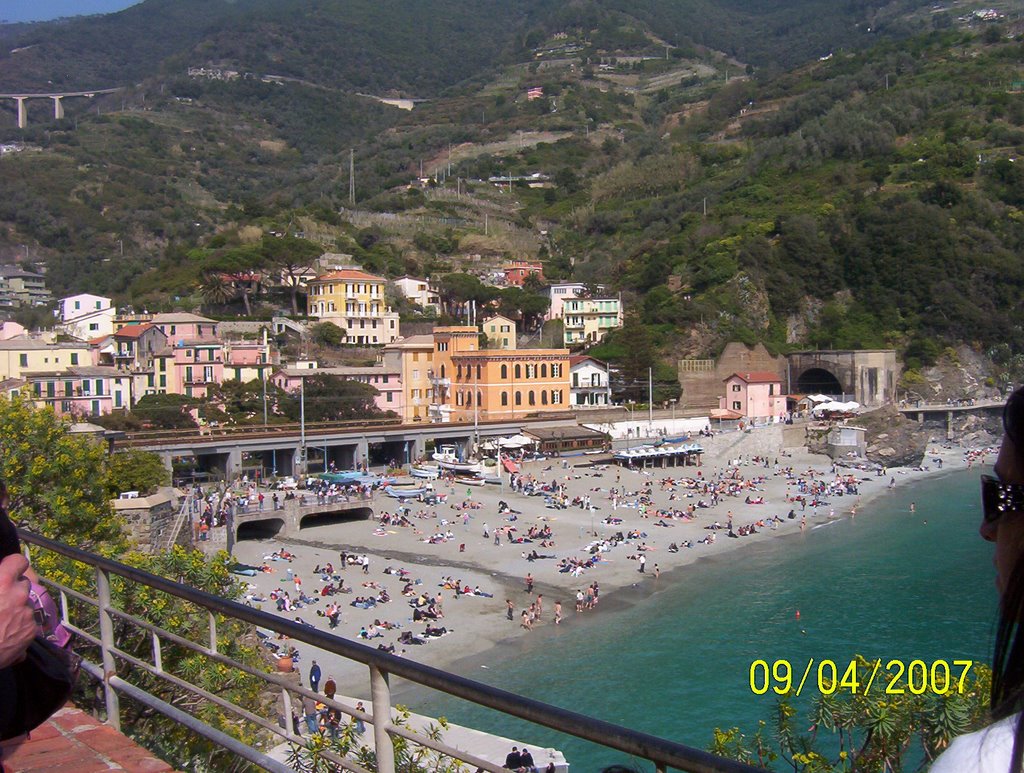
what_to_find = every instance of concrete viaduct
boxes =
[120,416,575,481]
[0,88,121,128]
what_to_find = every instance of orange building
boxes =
[429,326,480,422]
[448,349,570,422]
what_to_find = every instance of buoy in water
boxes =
[795,610,801,619]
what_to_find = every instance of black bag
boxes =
[0,637,80,741]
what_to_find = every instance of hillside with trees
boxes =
[0,0,1023,387]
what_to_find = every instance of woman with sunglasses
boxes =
[933,387,1024,771]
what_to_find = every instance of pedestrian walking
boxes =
[309,659,321,692]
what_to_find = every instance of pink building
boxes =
[154,340,225,399]
[273,365,403,416]
[720,371,787,422]
[24,366,130,417]
[150,312,218,342]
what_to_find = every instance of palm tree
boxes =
[200,273,235,310]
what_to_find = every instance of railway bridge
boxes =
[121,415,576,481]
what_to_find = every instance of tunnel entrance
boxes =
[795,368,844,397]
[236,518,285,541]
[299,508,374,531]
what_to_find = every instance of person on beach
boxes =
[506,599,514,621]
[933,386,1024,772]
[525,573,534,593]
[554,600,562,625]
[308,659,321,693]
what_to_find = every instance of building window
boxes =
[70,353,79,365]
[541,364,547,378]
[515,364,521,379]
[553,390,562,404]
[733,401,742,411]
[501,391,508,406]
[477,390,482,407]
[515,391,522,406]
[732,384,741,392]
[386,392,393,402]
[476,365,482,380]
[526,364,536,378]
[457,364,463,379]
[19,354,27,367]
[528,390,536,406]
[541,391,548,405]
[552,363,562,378]
[501,364,508,379]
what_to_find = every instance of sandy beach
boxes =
[231,424,994,701]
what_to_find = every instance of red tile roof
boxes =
[725,371,782,384]
[114,323,155,340]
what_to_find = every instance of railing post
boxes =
[208,610,218,653]
[370,665,396,773]
[96,566,121,731]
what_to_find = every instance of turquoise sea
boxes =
[407,469,997,771]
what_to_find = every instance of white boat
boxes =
[410,464,441,479]
[432,445,483,473]
[385,485,429,499]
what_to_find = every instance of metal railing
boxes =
[21,530,764,773]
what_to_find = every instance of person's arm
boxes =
[0,554,40,668]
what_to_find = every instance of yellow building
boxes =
[307,269,400,345]
[482,315,517,349]
[448,349,571,422]
[562,295,623,346]
[0,339,93,381]
[382,334,435,422]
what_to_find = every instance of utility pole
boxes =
[648,367,654,429]
[348,148,356,206]
[300,376,306,475]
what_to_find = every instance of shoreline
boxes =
[231,430,994,701]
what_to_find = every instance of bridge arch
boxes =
[236,517,285,541]
[299,507,373,531]
[795,367,844,396]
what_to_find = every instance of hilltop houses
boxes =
[0,252,631,422]
[307,268,401,344]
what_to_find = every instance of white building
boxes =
[547,283,589,321]
[56,294,115,340]
[393,276,440,314]
[569,355,612,407]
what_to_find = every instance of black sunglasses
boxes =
[981,475,1024,523]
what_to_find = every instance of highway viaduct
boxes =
[0,88,121,128]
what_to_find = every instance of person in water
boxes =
[933,386,1024,771]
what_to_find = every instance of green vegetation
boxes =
[711,656,991,771]
[0,1,1020,381]
[0,398,272,771]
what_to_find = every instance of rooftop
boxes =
[113,323,157,340]
[313,269,385,282]
[725,371,783,384]
[151,312,216,325]
[0,706,175,773]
